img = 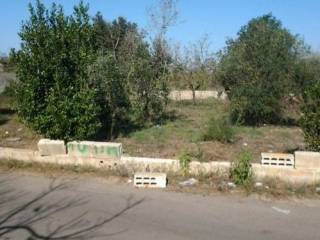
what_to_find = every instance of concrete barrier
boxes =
[67,141,122,159]
[38,139,66,156]
[121,156,179,173]
[252,163,320,184]
[189,161,230,175]
[295,151,320,169]
[1,146,320,184]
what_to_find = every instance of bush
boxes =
[230,85,281,125]
[179,150,192,176]
[35,91,102,141]
[300,82,320,151]
[202,115,234,143]
[230,150,253,185]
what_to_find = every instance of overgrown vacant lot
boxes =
[0,95,305,162]
[118,99,305,162]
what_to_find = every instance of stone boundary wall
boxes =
[1,147,320,184]
[169,90,228,101]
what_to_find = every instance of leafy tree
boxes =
[295,55,320,92]
[93,13,170,125]
[300,81,320,151]
[88,54,130,138]
[11,1,101,141]
[93,13,139,59]
[217,14,306,125]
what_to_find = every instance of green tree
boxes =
[93,13,169,125]
[11,1,101,141]
[88,54,130,138]
[217,14,306,125]
[300,81,320,151]
[93,13,139,59]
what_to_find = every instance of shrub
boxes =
[230,150,253,185]
[35,91,102,141]
[230,85,281,125]
[300,82,320,151]
[202,115,234,143]
[179,151,192,176]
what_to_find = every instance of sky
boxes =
[0,0,319,54]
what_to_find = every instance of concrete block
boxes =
[67,141,122,159]
[38,139,66,156]
[295,151,320,169]
[261,153,294,167]
[134,172,167,188]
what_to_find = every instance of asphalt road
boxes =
[1,172,320,240]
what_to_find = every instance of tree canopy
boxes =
[217,13,307,125]
[11,0,170,141]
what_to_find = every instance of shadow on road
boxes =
[0,176,144,239]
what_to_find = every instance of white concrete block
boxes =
[134,172,167,188]
[38,139,66,156]
[261,152,294,167]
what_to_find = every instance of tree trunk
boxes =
[192,89,196,105]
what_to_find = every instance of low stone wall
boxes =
[252,164,320,184]
[169,90,228,101]
[1,147,320,184]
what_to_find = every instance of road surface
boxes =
[0,171,319,240]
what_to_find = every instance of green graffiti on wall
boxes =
[67,142,121,158]
[106,147,118,157]
[77,144,88,155]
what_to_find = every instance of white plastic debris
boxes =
[179,178,198,186]
[227,182,236,188]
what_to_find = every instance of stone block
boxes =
[261,152,294,167]
[67,141,122,159]
[295,151,320,169]
[134,172,167,188]
[38,139,66,156]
